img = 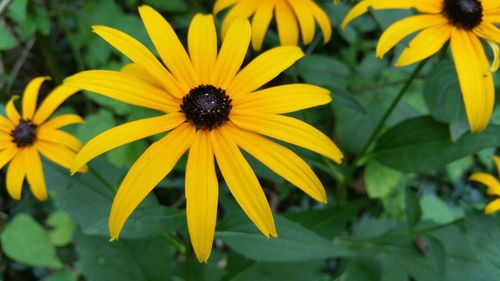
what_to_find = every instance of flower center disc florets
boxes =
[181,85,232,130]
[443,0,483,30]
[11,119,37,147]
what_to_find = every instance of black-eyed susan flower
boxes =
[470,156,500,214]
[64,6,343,262]
[341,0,500,132]
[214,0,332,50]
[0,77,86,201]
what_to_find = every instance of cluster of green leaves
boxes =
[1,0,499,281]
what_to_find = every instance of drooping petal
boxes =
[92,25,184,98]
[450,28,494,132]
[309,0,332,43]
[288,0,316,45]
[275,0,299,46]
[376,14,447,58]
[185,130,218,262]
[37,129,83,152]
[227,125,326,202]
[228,46,304,96]
[39,114,83,130]
[470,172,500,195]
[35,140,88,173]
[24,146,47,201]
[232,84,331,114]
[121,64,162,89]
[64,71,180,113]
[6,96,20,124]
[188,14,217,84]
[230,113,343,163]
[109,123,196,240]
[211,19,251,89]
[211,126,277,237]
[32,85,80,125]
[0,144,17,170]
[22,77,49,120]
[138,5,199,91]
[213,0,239,14]
[71,113,185,174]
[221,0,259,37]
[6,152,25,200]
[395,23,451,67]
[251,0,276,51]
[485,198,500,214]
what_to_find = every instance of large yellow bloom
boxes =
[214,0,332,50]
[0,77,86,201]
[64,6,343,262]
[470,156,500,214]
[342,0,500,132]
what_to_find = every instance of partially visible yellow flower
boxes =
[470,156,500,214]
[0,77,86,201]
[64,6,343,262]
[214,0,332,50]
[341,0,500,132]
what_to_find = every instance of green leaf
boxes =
[420,195,462,224]
[364,160,405,199]
[144,0,188,12]
[0,23,17,50]
[44,270,80,281]
[297,54,351,88]
[405,188,421,228]
[216,214,352,262]
[1,214,63,269]
[373,117,500,173]
[7,0,28,22]
[227,261,322,281]
[47,211,76,247]
[74,233,174,281]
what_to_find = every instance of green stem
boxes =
[162,234,187,255]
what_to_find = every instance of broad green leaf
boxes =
[216,214,352,262]
[1,214,63,269]
[405,188,422,228]
[420,195,462,224]
[364,160,405,199]
[0,23,17,50]
[228,261,322,281]
[373,117,500,173]
[297,54,351,88]
[47,211,76,247]
[7,0,28,22]
[44,270,80,281]
[144,0,188,12]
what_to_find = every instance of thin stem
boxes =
[162,233,187,255]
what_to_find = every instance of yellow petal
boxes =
[228,46,304,96]
[32,85,80,125]
[211,19,251,89]
[470,172,500,195]
[35,140,88,173]
[275,0,299,46]
[0,115,15,133]
[309,0,332,43]
[376,15,447,58]
[64,70,180,113]
[251,0,276,51]
[395,23,451,67]
[213,0,238,14]
[188,14,217,84]
[37,129,83,152]
[0,134,14,149]
[227,125,326,203]
[0,144,17,170]
[221,0,259,37]
[6,96,20,124]
[39,114,83,130]
[22,77,50,120]
[109,123,195,240]
[473,22,500,44]
[121,64,162,89]
[211,126,277,237]
[482,0,500,11]
[450,28,494,132]
[232,84,331,114]
[6,152,25,200]
[185,131,218,262]
[92,25,184,98]
[138,6,198,91]
[494,156,500,177]
[288,0,316,45]
[24,146,47,201]
[485,198,500,214]
[71,113,185,174]
[230,113,343,163]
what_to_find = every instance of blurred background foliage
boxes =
[1,0,500,280]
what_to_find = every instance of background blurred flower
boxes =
[0,77,86,201]
[64,6,343,262]
[214,0,332,50]
[470,156,500,214]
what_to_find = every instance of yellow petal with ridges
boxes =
[32,85,80,125]
[0,115,15,132]
[275,0,299,46]
[0,144,17,170]
[289,0,316,45]
[22,77,50,120]
[109,123,196,240]
[6,152,25,200]
[24,146,47,201]
[39,114,83,130]
[36,140,88,173]
[309,0,332,43]
[185,130,218,262]
[121,64,162,89]
[37,129,83,152]
[188,14,217,84]
[221,0,259,37]
[251,0,276,51]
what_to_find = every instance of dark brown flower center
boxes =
[443,0,483,30]
[181,85,232,130]
[11,119,37,147]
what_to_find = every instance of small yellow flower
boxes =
[342,0,500,132]
[64,6,343,262]
[0,77,86,201]
[214,0,332,50]
[470,156,500,214]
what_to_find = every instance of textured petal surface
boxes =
[33,85,80,124]
[221,0,259,37]
[22,77,49,120]
[24,146,47,201]
[309,0,332,43]
[288,0,316,44]
[6,152,25,200]
[275,0,299,46]
[188,14,217,84]
[251,0,276,50]
[37,129,83,152]
[36,140,87,173]
[121,64,162,89]
[39,114,83,130]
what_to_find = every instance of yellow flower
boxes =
[214,0,332,50]
[470,156,500,214]
[341,0,500,132]
[64,6,343,262]
[0,77,86,201]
